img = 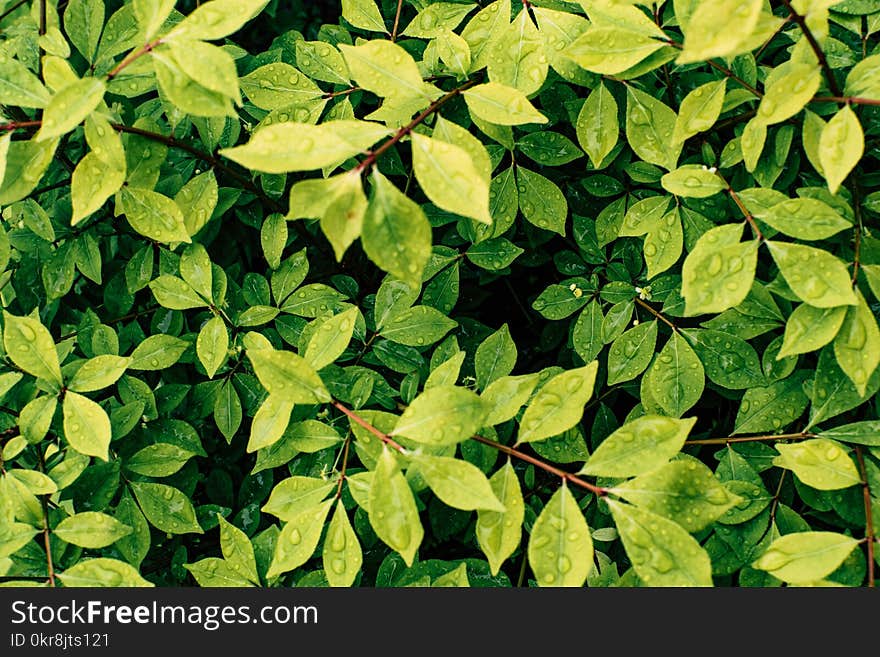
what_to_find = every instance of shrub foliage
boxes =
[0,0,879,587]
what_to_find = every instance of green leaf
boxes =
[217,514,259,585]
[393,385,486,446]
[412,453,505,512]
[625,86,681,171]
[184,558,252,587]
[64,0,105,63]
[833,290,880,396]
[411,132,491,224]
[247,347,330,404]
[63,392,111,461]
[573,300,604,363]
[756,61,821,126]
[126,443,196,477]
[196,316,228,378]
[177,170,218,237]
[262,476,335,521]
[461,0,511,71]
[179,243,213,300]
[0,56,51,108]
[754,198,851,241]
[129,334,189,370]
[323,500,362,587]
[150,274,208,310]
[528,483,593,587]
[808,346,880,428]
[339,40,431,103]
[266,499,333,578]
[462,82,548,126]
[71,152,126,225]
[610,457,740,532]
[475,324,517,390]
[475,461,524,576]
[304,307,358,371]
[517,362,598,444]
[607,499,712,586]
[672,79,727,143]
[0,137,58,205]
[369,447,423,566]
[2,311,62,385]
[685,329,765,390]
[481,374,540,426]
[54,512,132,549]
[817,421,880,447]
[644,332,704,418]
[167,0,269,41]
[118,186,190,244]
[773,439,862,490]
[296,40,349,85]
[20,396,57,444]
[533,7,592,84]
[167,40,241,104]
[753,532,860,584]
[261,214,287,270]
[766,241,857,308]
[677,0,762,63]
[130,481,204,534]
[435,29,472,79]
[362,171,432,288]
[661,165,726,198]
[517,166,567,235]
[566,25,665,75]
[283,420,343,453]
[68,355,131,392]
[403,2,475,38]
[237,62,322,111]
[341,0,386,32]
[487,9,546,96]
[379,305,457,347]
[582,415,696,478]
[466,237,523,271]
[575,82,618,169]
[221,121,389,174]
[132,0,175,40]
[36,78,106,142]
[733,371,809,435]
[682,224,759,316]
[58,558,153,587]
[248,394,294,453]
[819,105,864,195]
[607,320,657,386]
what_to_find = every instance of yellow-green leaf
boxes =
[58,558,153,587]
[766,241,857,308]
[2,311,62,385]
[63,391,111,461]
[54,512,132,548]
[773,438,862,490]
[246,347,330,403]
[392,385,486,446]
[753,532,859,584]
[369,447,423,566]
[323,500,362,587]
[410,453,505,512]
[36,78,106,141]
[68,355,131,392]
[528,483,593,587]
[266,499,333,578]
[819,105,863,195]
[517,362,598,444]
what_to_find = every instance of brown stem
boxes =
[664,39,762,98]
[811,96,880,107]
[322,86,360,99]
[111,123,286,214]
[332,400,407,452]
[471,434,608,497]
[356,78,479,173]
[634,297,677,333]
[855,447,875,587]
[685,432,814,446]
[755,15,791,61]
[781,0,843,97]
[37,451,55,587]
[0,120,41,132]
[38,0,46,35]
[335,435,352,500]
[391,0,404,41]
[106,39,163,80]
[851,180,863,286]
[727,184,765,242]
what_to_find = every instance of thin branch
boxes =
[754,15,792,61]
[471,434,608,497]
[335,434,352,500]
[664,39,762,98]
[391,0,404,41]
[322,86,360,99]
[811,96,880,107]
[634,297,677,332]
[726,183,765,242]
[106,39,163,80]
[685,432,814,446]
[332,400,407,452]
[0,120,41,132]
[851,179,863,286]
[0,0,29,23]
[356,78,479,173]
[38,0,46,35]
[780,0,843,97]
[855,447,875,588]
[37,450,56,587]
